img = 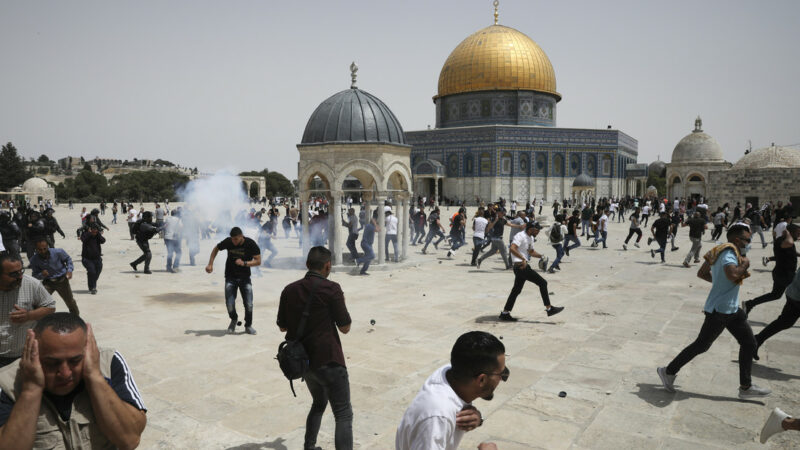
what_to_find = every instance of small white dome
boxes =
[732,145,800,170]
[671,117,724,163]
[22,177,49,191]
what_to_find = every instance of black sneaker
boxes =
[650,249,655,259]
[498,312,518,322]
[143,270,152,274]
[130,262,137,272]
[647,237,653,246]
[546,306,564,317]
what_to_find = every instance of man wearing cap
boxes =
[500,222,564,321]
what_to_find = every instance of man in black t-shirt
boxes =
[745,224,800,315]
[649,212,671,263]
[206,227,261,334]
[681,212,708,267]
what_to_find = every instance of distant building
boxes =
[665,117,731,201]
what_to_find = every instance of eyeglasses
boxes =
[4,268,24,278]
[484,366,510,382]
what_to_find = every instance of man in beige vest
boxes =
[0,313,147,449]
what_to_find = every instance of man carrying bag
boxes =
[277,246,353,450]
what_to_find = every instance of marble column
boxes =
[401,194,409,261]
[377,195,386,264]
[330,191,343,266]
[300,193,310,256]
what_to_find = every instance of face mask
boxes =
[740,243,751,255]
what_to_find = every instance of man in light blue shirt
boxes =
[658,224,770,398]
[29,238,79,315]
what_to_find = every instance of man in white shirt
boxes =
[396,331,506,450]
[127,207,139,240]
[641,204,651,227]
[500,222,564,321]
[591,210,609,249]
[385,210,399,262]
[163,210,183,273]
[470,210,489,266]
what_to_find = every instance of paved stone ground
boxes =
[29,205,800,449]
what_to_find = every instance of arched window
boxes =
[569,154,580,176]
[586,155,596,177]
[464,153,474,175]
[447,154,459,177]
[501,152,512,175]
[672,176,682,184]
[480,152,492,175]
[553,154,564,176]
[519,154,529,175]
[689,175,703,182]
[535,154,547,176]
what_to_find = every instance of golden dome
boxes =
[436,25,560,100]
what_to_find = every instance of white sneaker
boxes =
[739,384,771,398]
[657,367,675,393]
[760,407,790,443]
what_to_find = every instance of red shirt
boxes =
[277,272,351,370]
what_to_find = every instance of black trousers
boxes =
[132,239,152,271]
[747,270,794,308]
[624,228,642,243]
[504,263,551,312]
[666,308,755,387]
[755,297,800,347]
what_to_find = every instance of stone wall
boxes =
[707,168,800,216]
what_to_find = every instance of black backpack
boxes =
[276,278,318,396]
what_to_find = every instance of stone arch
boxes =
[337,159,383,191]
[687,173,704,182]
[298,161,336,192]
[249,181,260,198]
[384,161,412,192]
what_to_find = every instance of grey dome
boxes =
[732,145,800,170]
[648,160,666,177]
[301,88,406,145]
[22,177,49,191]
[572,173,594,187]
[671,117,724,163]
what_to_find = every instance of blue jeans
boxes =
[549,243,564,270]
[470,236,486,265]
[224,278,253,327]
[385,234,398,262]
[165,239,181,269]
[422,228,445,252]
[563,234,581,252]
[450,233,465,251]
[594,230,607,248]
[581,219,591,236]
[304,364,353,450]
[358,241,374,274]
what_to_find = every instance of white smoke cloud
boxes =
[176,172,256,239]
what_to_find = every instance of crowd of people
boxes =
[0,192,798,448]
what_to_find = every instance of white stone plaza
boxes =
[37,205,800,449]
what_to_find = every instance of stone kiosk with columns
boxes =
[666,117,731,201]
[296,63,413,267]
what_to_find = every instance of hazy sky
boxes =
[1,0,798,178]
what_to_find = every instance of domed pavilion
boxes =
[406,3,639,204]
[666,117,731,201]
[297,63,412,266]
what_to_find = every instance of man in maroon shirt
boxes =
[277,246,352,450]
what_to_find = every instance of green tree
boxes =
[37,154,50,163]
[56,169,109,202]
[107,171,189,202]
[0,142,33,191]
